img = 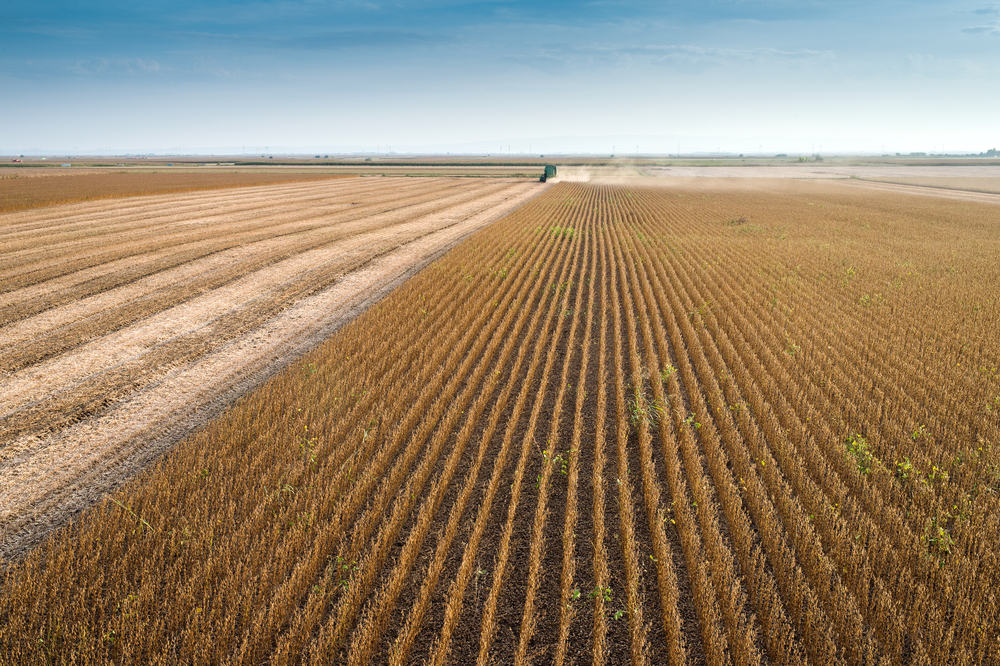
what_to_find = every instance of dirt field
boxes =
[0,176,545,560]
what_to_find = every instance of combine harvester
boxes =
[539,165,557,182]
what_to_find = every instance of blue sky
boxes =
[2,1,998,154]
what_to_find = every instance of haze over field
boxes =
[2,0,999,155]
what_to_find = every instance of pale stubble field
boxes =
[0,176,545,560]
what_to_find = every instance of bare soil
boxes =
[0,177,547,561]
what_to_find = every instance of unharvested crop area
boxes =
[0,170,352,214]
[3,180,1000,665]
[0,176,541,560]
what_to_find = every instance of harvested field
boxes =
[646,164,1000,179]
[0,171,353,215]
[866,177,1000,195]
[3,179,1000,665]
[236,165,547,178]
[0,176,544,560]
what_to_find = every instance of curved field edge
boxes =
[0,171,354,215]
[2,181,1000,665]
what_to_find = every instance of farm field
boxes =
[0,176,543,561]
[0,171,355,215]
[3,178,1000,665]
[867,177,1000,195]
[646,164,1000,181]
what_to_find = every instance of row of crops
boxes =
[3,181,999,664]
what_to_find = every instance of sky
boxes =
[2,1,999,155]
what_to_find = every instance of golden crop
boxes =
[3,180,999,665]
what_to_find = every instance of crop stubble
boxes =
[0,176,544,560]
[2,179,1000,665]
[0,171,356,215]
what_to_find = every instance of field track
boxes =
[0,176,545,560]
[3,179,1000,665]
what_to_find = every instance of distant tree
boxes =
[987,148,998,157]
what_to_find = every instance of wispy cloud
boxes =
[961,22,1000,35]
[28,57,167,77]
[643,44,836,67]
[264,29,441,50]
[505,42,836,75]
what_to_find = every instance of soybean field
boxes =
[3,180,1000,665]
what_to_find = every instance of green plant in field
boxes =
[924,465,949,486]
[895,457,914,481]
[845,433,879,475]
[549,280,571,296]
[588,586,613,603]
[550,226,575,239]
[912,424,930,441]
[683,412,702,429]
[923,516,955,566]
[629,387,664,429]
[109,496,152,533]
[660,364,677,383]
[539,448,573,484]
[558,450,574,475]
[298,424,318,467]
[331,555,359,590]
[687,301,712,321]
[841,265,856,287]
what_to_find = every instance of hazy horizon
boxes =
[3,1,999,155]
